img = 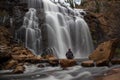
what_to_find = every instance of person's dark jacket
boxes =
[66,50,74,59]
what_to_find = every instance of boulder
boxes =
[4,59,18,70]
[89,39,119,66]
[81,60,94,67]
[42,54,59,66]
[11,48,36,62]
[48,59,59,67]
[12,63,25,74]
[37,64,45,68]
[59,59,77,69]
[96,59,109,67]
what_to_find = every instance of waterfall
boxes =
[17,8,42,54]
[43,0,94,58]
[19,0,94,58]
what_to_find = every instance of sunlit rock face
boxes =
[17,0,94,58]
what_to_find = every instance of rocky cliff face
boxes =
[78,0,120,45]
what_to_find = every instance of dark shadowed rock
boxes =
[37,64,45,68]
[111,59,120,65]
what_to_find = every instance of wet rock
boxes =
[111,59,120,65]
[12,63,25,74]
[48,59,59,67]
[43,54,59,66]
[44,54,57,60]
[0,26,11,45]
[11,47,36,62]
[84,12,105,46]
[81,60,94,67]
[89,39,119,66]
[4,59,18,70]
[0,46,12,65]
[12,47,22,52]
[96,59,109,67]
[59,59,77,69]
[37,64,45,68]
[25,56,43,63]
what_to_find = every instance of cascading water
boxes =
[19,0,94,58]
[17,8,41,54]
[43,0,94,58]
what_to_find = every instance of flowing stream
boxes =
[0,64,111,80]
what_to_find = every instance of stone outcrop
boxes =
[81,60,94,67]
[59,59,77,69]
[48,59,59,67]
[12,63,25,74]
[0,26,11,46]
[11,47,36,62]
[4,59,18,70]
[42,54,59,66]
[89,39,119,66]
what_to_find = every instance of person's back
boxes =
[66,49,74,59]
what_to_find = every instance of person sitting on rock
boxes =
[66,49,74,59]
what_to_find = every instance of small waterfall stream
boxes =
[18,0,94,58]
[17,8,42,54]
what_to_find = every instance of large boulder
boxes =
[59,59,77,69]
[89,39,119,66]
